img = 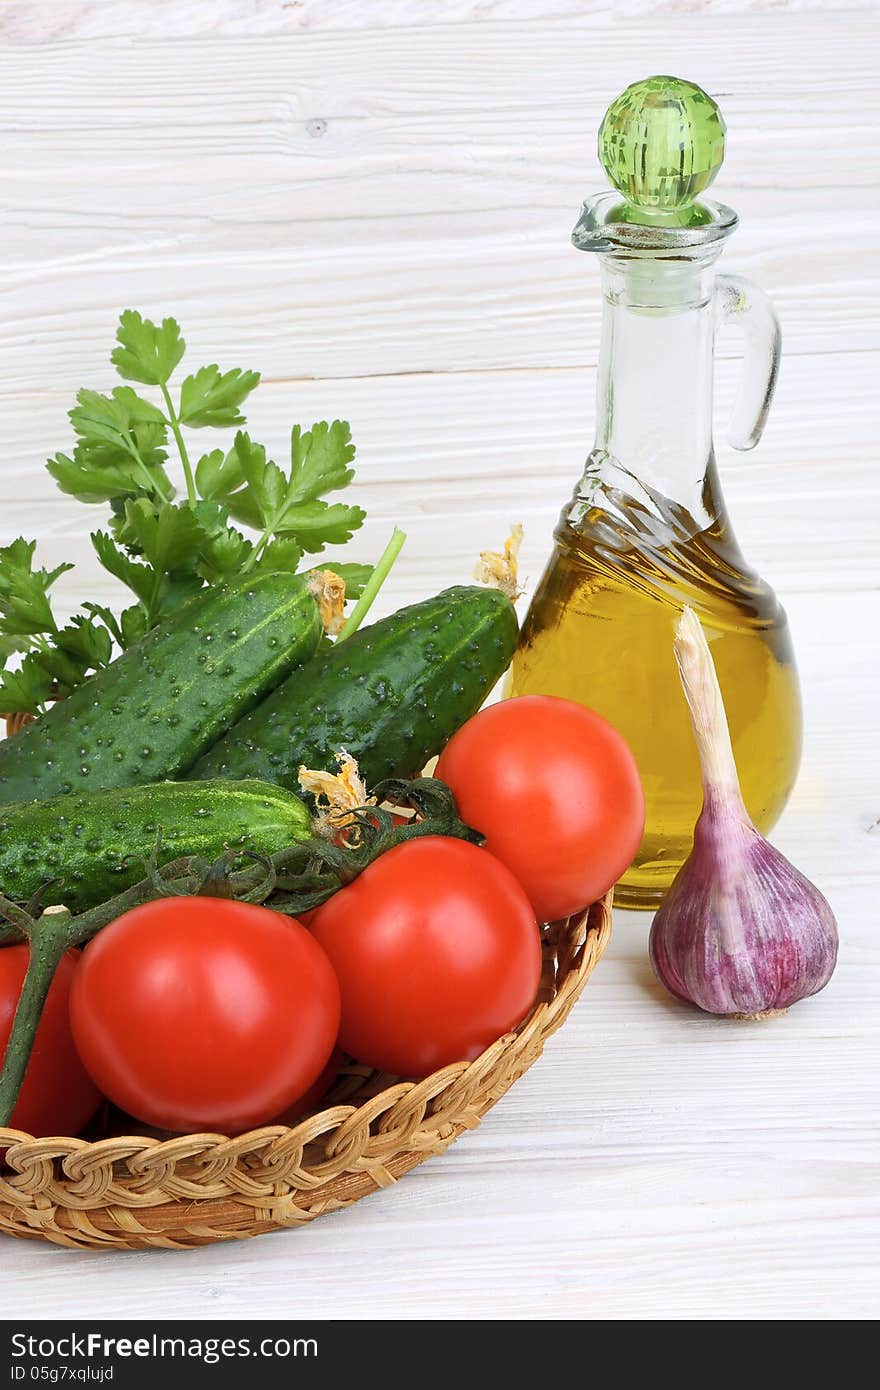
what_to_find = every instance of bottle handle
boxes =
[714,273,781,452]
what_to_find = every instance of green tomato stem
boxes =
[161,383,197,506]
[0,895,35,944]
[337,527,406,642]
[0,857,198,950]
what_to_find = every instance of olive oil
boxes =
[508,475,802,907]
[512,76,802,908]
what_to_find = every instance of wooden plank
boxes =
[0,14,878,388]
[0,207,875,385]
[3,1,871,45]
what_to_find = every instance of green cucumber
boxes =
[0,779,311,914]
[0,573,322,806]
[189,585,517,791]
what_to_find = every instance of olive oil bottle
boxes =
[508,78,802,909]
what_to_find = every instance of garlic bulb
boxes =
[649,607,838,1018]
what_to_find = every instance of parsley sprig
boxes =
[1,311,372,714]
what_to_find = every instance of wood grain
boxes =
[2,2,873,44]
[0,1,877,1323]
[0,13,878,389]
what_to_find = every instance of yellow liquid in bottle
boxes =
[507,486,802,909]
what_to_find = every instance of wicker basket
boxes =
[0,896,611,1250]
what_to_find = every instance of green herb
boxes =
[0,540,116,711]
[2,311,380,713]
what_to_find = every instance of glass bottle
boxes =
[508,77,802,909]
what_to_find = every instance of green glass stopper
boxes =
[598,76,726,221]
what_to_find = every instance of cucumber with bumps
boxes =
[0,779,311,914]
[189,585,518,791]
[0,573,322,806]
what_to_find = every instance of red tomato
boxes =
[436,695,644,922]
[69,898,340,1134]
[0,945,101,1138]
[309,836,541,1077]
[273,1047,343,1125]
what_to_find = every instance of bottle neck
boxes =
[583,251,722,534]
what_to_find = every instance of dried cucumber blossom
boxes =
[307,568,348,636]
[474,524,524,600]
[298,752,374,840]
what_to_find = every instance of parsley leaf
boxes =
[221,433,282,529]
[76,417,170,477]
[0,541,125,712]
[48,436,168,505]
[81,599,149,652]
[70,386,167,448]
[91,530,156,608]
[55,615,114,671]
[0,655,55,714]
[31,308,378,703]
[179,365,260,428]
[288,421,356,504]
[224,427,365,554]
[93,504,209,628]
[196,526,254,583]
[120,604,149,647]
[0,634,26,663]
[275,501,365,552]
[111,310,186,387]
[48,387,174,504]
[119,499,206,577]
[195,446,244,501]
[0,538,71,638]
[29,631,99,696]
[82,602,123,646]
[249,536,302,577]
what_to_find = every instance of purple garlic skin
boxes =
[649,793,839,1017]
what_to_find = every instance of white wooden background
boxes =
[1,1,878,1322]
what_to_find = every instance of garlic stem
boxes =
[674,608,747,814]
